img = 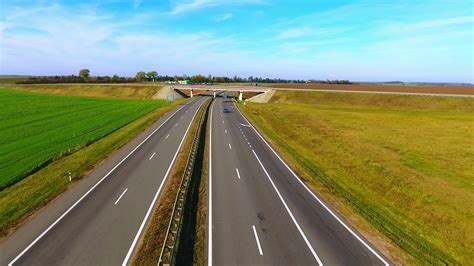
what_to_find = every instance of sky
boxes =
[0,0,473,82]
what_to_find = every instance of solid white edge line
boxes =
[235,103,390,266]
[114,188,128,205]
[122,98,204,266]
[252,149,323,265]
[235,168,241,179]
[208,100,215,266]
[252,225,263,255]
[8,99,193,266]
[149,152,156,160]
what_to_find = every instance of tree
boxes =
[191,74,206,84]
[136,71,146,82]
[79,69,90,79]
[146,71,158,82]
[214,77,225,83]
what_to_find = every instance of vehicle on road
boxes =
[223,107,229,113]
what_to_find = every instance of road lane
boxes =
[210,97,319,265]
[209,96,389,265]
[1,96,207,266]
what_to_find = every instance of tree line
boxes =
[17,69,136,84]
[17,69,353,85]
[142,73,352,84]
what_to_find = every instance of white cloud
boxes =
[168,0,214,15]
[380,16,474,34]
[274,26,348,40]
[411,16,474,29]
[0,4,262,76]
[133,0,143,9]
[168,0,266,15]
[1,1,472,82]
[214,13,233,22]
[275,27,314,40]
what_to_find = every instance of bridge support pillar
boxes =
[238,91,243,101]
[190,89,193,98]
[213,91,216,98]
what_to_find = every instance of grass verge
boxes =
[0,100,182,237]
[131,98,209,265]
[240,91,474,265]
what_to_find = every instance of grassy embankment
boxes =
[131,99,210,265]
[241,91,473,265]
[3,83,164,99]
[0,89,181,236]
[0,76,29,84]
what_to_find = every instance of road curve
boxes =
[0,96,207,265]
[208,96,390,265]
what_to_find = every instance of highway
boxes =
[0,96,207,265]
[208,96,390,265]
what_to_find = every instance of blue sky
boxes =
[0,0,473,82]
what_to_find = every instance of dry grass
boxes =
[241,91,474,264]
[3,84,164,99]
[263,83,474,95]
[191,101,211,265]
[175,89,210,97]
[0,76,29,84]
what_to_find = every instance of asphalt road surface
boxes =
[208,96,390,265]
[0,96,207,266]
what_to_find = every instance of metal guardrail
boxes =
[158,98,212,266]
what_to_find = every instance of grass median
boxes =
[240,91,474,265]
[191,102,211,265]
[0,94,182,237]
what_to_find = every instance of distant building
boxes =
[178,80,191,85]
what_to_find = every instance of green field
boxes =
[241,91,474,264]
[0,89,167,190]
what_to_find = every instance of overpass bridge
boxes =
[173,85,269,101]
